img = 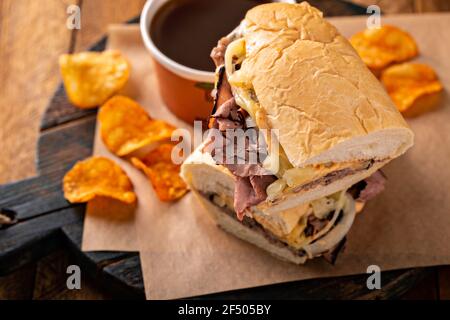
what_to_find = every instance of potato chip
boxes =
[59,50,130,108]
[131,144,188,202]
[99,96,176,157]
[350,25,418,74]
[381,63,443,117]
[63,156,136,204]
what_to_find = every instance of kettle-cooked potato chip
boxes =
[63,156,136,204]
[381,63,443,117]
[59,50,130,108]
[99,96,176,157]
[350,25,418,74]
[131,144,188,202]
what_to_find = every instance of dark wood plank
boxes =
[38,115,96,174]
[0,175,70,221]
[33,249,112,300]
[438,266,450,299]
[40,84,97,131]
[196,268,429,300]
[401,268,438,300]
[0,206,83,275]
[0,116,95,222]
[61,221,142,299]
[102,255,145,299]
[62,221,133,264]
[0,262,36,299]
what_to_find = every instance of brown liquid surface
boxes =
[150,0,270,72]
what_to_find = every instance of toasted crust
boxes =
[237,2,414,167]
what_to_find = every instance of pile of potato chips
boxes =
[350,25,418,75]
[98,95,188,202]
[98,96,175,157]
[350,25,443,117]
[131,144,188,202]
[62,51,188,210]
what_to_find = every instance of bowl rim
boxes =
[140,0,215,83]
[140,0,297,83]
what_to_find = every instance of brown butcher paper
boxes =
[83,14,450,299]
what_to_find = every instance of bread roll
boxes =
[235,2,414,167]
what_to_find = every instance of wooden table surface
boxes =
[0,0,449,300]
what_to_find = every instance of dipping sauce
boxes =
[150,0,270,72]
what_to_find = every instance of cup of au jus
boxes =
[140,0,295,124]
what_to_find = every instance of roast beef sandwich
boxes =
[181,2,414,264]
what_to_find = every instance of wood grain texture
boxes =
[0,206,83,275]
[401,268,439,300]
[33,250,111,300]
[40,84,97,130]
[75,0,146,52]
[0,263,36,300]
[0,0,75,184]
[438,266,450,299]
[0,0,145,300]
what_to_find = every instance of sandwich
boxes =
[181,2,414,264]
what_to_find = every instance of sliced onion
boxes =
[309,190,346,243]
[303,194,356,259]
[224,38,246,79]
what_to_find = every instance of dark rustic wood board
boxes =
[0,2,435,299]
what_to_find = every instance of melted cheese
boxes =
[253,203,310,237]
[210,188,347,251]
[281,215,310,249]
[277,190,347,250]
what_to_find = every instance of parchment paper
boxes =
[83,13,450,299]
[82,26,192,252]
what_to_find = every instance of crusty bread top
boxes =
[237,2,413,167]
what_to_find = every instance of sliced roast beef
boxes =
[349,170,387,202]
[211,97,245,131]
[225,163,271,177]
[208,39,387,221]
[304,214,331,237]
[208,46,278,219]
[234,175,276,221]
[322,237,347,265]
[214,118,242,131]
[210,37,230,67]
[293,168,356,194]
[212,97,240,120]
[358,170,386,201]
